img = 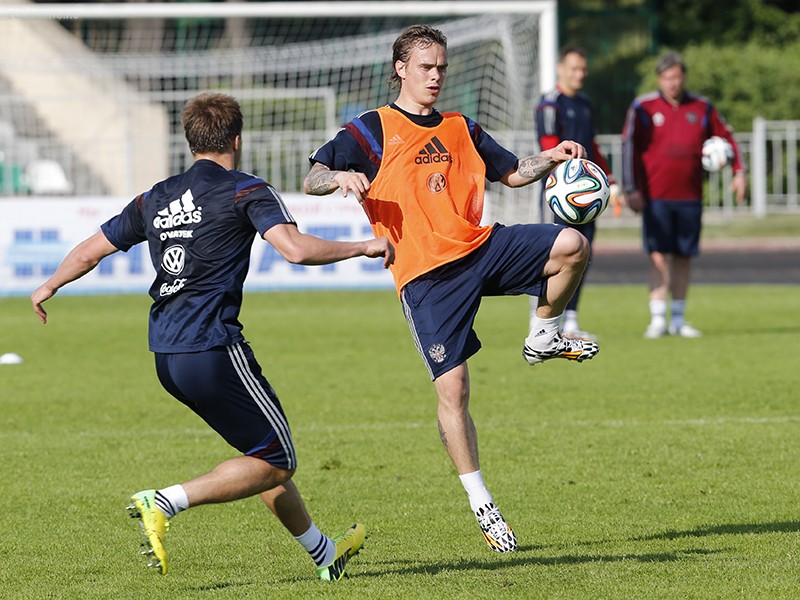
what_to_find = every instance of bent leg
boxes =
[535,228,591,318]
[261,480,312,536]
[525,229,598,363]
[181,455,294,506]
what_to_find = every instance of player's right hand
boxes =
[334,171,371,203]
[31,285,55,324]
[626,190,645,214]
[364,236,395,269]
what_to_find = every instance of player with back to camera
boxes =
[303,24,599,553]
[31,92,395,581]
[622,51,746,339]
[532,45,624,341]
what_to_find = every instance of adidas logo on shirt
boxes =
[415,136,453,164]
[387,133,405,146]
[153,189,203,229]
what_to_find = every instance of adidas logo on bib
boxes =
[415,136,452,164]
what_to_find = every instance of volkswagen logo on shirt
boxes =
[162,245,186,275]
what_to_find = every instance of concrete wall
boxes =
[0,10,168,196]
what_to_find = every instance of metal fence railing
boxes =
[597,119,800,222]
[2,116,798,227]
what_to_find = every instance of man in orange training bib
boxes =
[304,25,599,553]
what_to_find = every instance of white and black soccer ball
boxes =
[545,158,610,225]
[701,136,734,172]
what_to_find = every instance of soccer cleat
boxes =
[475,504,517,553]
[668,323,703,338]
[522,334,599,366]
[561,327,597,342]
[644,322,668,339]
[316,523,366,581]
[127,490,169,575]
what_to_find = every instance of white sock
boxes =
[526,314,561,350]
[528,296,538,331]
[459,470,494,514]
[294,523,335,567]
[154,484,190,518]
[562,309,579,332]
[649,299,667,328]
[670,299,686,329]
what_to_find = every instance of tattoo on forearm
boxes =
[305,165,339,195]
[517,154,557,181]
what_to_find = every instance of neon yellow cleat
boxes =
[127,490,169,575]
[316,523,366,581]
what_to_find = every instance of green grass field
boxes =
[1,285,799,599]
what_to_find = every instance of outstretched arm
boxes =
[501,140,586,188]
[263,223,394,269]
[31,231,120,324]
[303,162,371,202]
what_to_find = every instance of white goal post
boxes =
[0,1,557,222]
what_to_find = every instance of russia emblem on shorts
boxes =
[428,343,447,363]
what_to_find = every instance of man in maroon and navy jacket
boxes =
[622,51,746,339]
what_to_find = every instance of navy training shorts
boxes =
[643,199,702,257]
[401,222,565,380]
[154,341,296,470]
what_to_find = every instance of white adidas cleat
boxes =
[668,323,703,338]
[523,334,599,366]
[475,503,517,553]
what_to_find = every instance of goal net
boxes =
[0,2,555,223]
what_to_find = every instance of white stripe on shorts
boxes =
[226,342,296,469]
[401,288,435,380]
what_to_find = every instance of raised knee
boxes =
[556,228,590,264]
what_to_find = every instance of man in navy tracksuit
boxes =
[533,46,620,341]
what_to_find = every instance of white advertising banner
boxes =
[0,193,394,297]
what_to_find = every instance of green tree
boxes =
[557,0,800,131]
[656,0,800,48]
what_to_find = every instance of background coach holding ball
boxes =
[622,51,746,340]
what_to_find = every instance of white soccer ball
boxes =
[545,158,610,225]
[702,136,734,172]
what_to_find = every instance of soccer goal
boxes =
[0,1,556,222]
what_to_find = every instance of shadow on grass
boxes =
[363,547,724,577]
[185,581,255,592]
[630,521,800,541]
